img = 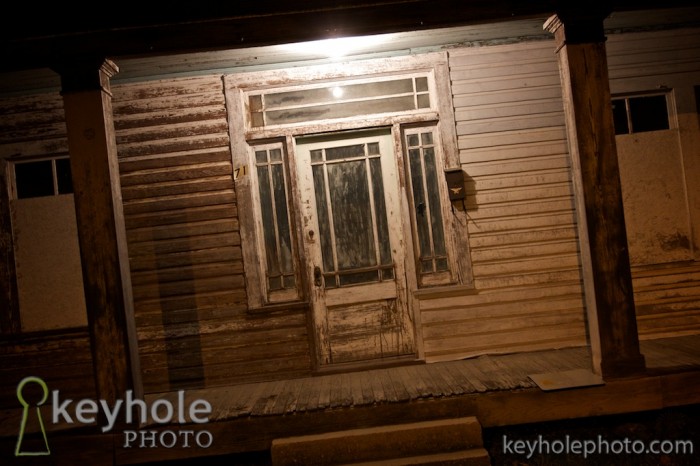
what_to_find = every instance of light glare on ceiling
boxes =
[279,35,390,59]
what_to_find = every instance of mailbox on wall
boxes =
[444,168,466,201]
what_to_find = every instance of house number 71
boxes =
[234,165,247,180]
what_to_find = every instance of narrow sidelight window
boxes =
[253,143,298,299]
[404,127,451,284]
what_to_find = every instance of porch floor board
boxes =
[145,334,700,424]
[1,335,698,465]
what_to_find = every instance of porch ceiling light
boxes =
[278,34,391,60]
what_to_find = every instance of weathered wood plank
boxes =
[473,269,583,290]
[123,190,236,215]
[114,105,227,131]
[118,148,231,171]
[127,218,238,245]
[425,325,586,361]
[115,120,229,146]
[112,76,225,101]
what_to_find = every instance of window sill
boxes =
[247,301,310,316]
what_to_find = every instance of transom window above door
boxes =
[246,74,434,131]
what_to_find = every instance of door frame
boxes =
[294,128,416,367]
[224,51,471,371]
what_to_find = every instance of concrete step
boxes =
[271,417,488,466]
[342,448,492,465]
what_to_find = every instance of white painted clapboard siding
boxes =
[419,39,587,363]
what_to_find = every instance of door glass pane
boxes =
[309,137,394,288]
[370,158,392,266]
[326,143,364,161]
[313,165,335,276]
[328,160,376,271]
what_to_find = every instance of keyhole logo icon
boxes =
[15,376,51,456]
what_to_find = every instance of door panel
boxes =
[296,129,415,366]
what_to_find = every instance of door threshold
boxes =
[315,355,424,375]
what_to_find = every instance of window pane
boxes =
[251,112,264,127]
[325,143,364,161]
[15,160,54,199]
[257,165,280,278]
[408,149,431,258]
[406,129,450,280]
[255,150,268,163]
[272,164,294,278]
[436,258,449,272]
[265,96,415,125]
[417,94,431,109]
[415,77,429,93]
[424,147,446,256]
[327,160,376,271]
[55,158,73,195]
[339,270,379,286]
[264,79,414,109]
[270,148,282,162]
[268,276,282,291]
[313,165,335,274]
[370,157,392,266]
[311,149,323,162]
[629,95,669,133]
[249,95,263,112]
[255,145,297,296]
[611,99,629,135]
[382,268,394,280]
[249,75,433,128]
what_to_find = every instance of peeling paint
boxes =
[658,232,691,252]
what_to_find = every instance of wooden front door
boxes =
[295,129,415,367]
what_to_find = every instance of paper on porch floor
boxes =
[528,369,605,391]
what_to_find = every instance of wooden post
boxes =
[0,159,20,334]
[57,58,143,402]
[545,10,645,378]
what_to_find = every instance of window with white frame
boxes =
[8,155,87,332]
[250,142,301,303]
[612,93,671,135]
[403,126,457,286]
[246,73,433,131]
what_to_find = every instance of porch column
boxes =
[57,58,142,402]
[545,11,646,378]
